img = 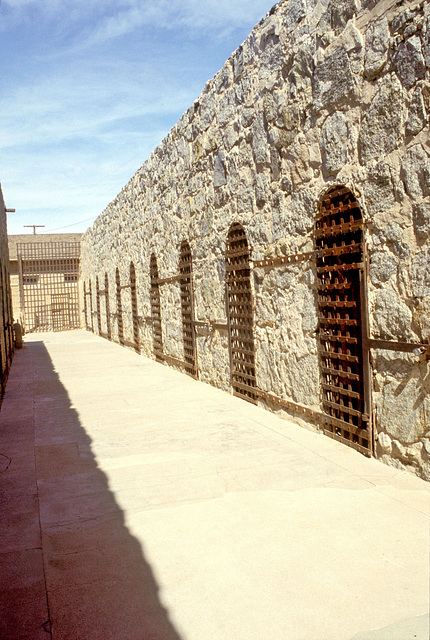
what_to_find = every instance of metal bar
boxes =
[212,322,228,331]
[120,339,137,349]
[322,383,361,399]
[253,251,314,268]
[257,388,323,421]
[158,352,189,369]
[321,365,360,381]
[368,338,430,354]
[318,350,359,363]
[156,274,182,285]
[323,428,371,457]
[316,262,364,274]
[322,400,362,418]
[319,333,358,344]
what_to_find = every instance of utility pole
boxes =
[24,225,45,235]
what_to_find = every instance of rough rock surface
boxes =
[81,0,430,480]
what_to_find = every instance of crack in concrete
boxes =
[0,452,12,472]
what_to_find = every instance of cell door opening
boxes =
[115,268,124,346]
[316,185,372,454]
[104,273,111,340]
[96,276,102,335]
[225,222,257,404]
[88,279,94,332]
[179,241,197,378]
[150,254,163,362]
[130,262,140,353]
[83,282,89,330]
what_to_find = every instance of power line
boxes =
[45,216,97,233]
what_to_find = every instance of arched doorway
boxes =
[88,279,94,332]
[115,268,124,346]
[150,254,163,362]
[130,262,140,353]
[105,273,111,340]
[179,241,197,378]
[225,222,257,403]
[83,282,89,330]
[96,276,102,335]
[316,186,371,453]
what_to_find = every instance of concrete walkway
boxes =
[0,330,428,640]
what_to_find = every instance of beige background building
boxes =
[9,233,82,332]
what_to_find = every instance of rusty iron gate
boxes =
[179,241,197,378]
[315,186,371,454]
[112,264,140,352]
[96,276,102,335]
[149,246,200,374]
[94,274,111,340]
[84,279,94,332]
[0,261,13,387]
[17,242,80,333]
[104,273,111,340]
[129,262,140,353]
[150,254,164,362]
[115,268,124,346]
[225,223,257,404]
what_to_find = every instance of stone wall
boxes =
[0,185,15,397]
[81,0,430,480]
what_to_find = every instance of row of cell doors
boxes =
[83,263,140,352]
[85,187,371,455]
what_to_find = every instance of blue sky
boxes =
[1,0,276,235]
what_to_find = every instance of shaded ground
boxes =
[0,330,428,640]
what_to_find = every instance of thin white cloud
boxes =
[2,0,274,43]
[0,58,199,150]
[1,0,276,234]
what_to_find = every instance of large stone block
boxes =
[392,35,426,90]
[401,144,430,201]
[274,188,314,237]
[313,46,355,112]
[358,75,403,164]
[364,16,389,80]
[317,0,360,44]
[282,0,306,35]
[200,94,216,131]
[413,201,430,240]
[362,161,396,216]
[412,248,430,298]
[369,252,398,285]
[217,89,236,128]
[320,111,356,176]
[372,289,414,341]
[251,112,269,165]
[415,297,430,341]
[374,355,430,444]
[423,15,430,68]
[405,84,427,137]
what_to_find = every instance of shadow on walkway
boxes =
[1,340,183,640]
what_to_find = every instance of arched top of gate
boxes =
[316,185,363,224]
[225,221,249,255]
[129,260,136,280]
[179,239,191,257]
[149,253,159,279]
[179,239,192,270]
